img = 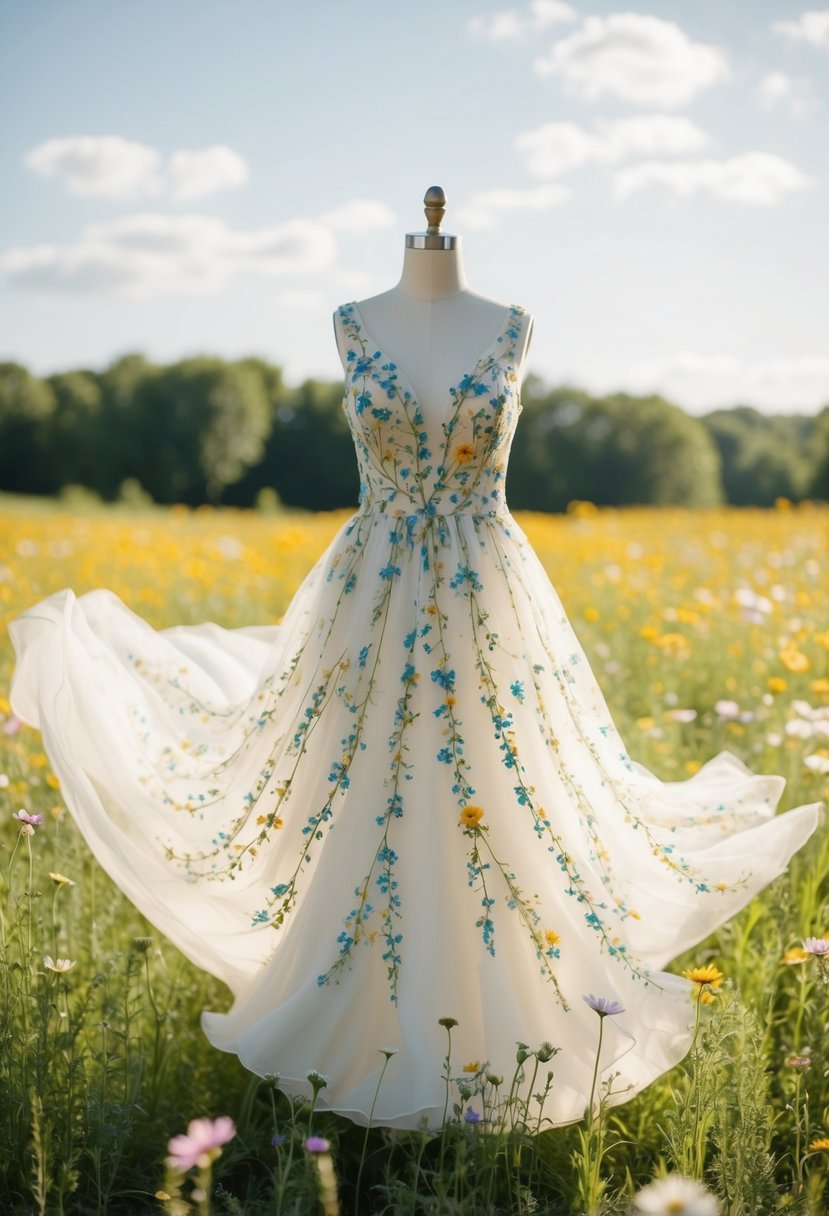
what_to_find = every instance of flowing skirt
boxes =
[9,507,822,1127]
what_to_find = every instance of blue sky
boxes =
[1,0,827,414]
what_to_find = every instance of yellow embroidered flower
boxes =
[544,929,560,948]
[454,443,475,464]
[682,963,724,990]
[459,805,484,829]
[463,1061,480,1073]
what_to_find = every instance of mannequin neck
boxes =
[396,241,469,300]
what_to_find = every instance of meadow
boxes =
[1,495,828,1215]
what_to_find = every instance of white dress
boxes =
[8,301,822,1129]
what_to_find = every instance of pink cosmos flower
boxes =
[166,1116,236,1171]
[13,809,44,826]
[583,994,625,1017]
[803,937,829,956]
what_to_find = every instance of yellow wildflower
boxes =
[48,872,75,887]
[780,645,810,674]
[682,963,724,990]
[462,1061,480,1073]
[782,947,810,965]
[809,1137,829,1151]
[767,677,787,694]
[454,443,475,464]
[459,805,484,829]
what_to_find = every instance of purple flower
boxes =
[583,994,625,1017]
[166,1116,236,1171]
[13,809,44,826]
[803,937,829,956]
[304,1136,330,1153]
[463,1108,482,1124]
[271,1133,286,1147]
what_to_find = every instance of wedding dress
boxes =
[8,300,822,1129]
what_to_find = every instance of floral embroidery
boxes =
[144,296,752,1014]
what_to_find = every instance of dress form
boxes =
[333,187,534,421]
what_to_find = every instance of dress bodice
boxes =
[336,302,528,521]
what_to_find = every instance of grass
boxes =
[1,495,828,1214]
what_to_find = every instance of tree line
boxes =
[1,354,827,511]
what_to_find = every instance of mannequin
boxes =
[333,186,534,423]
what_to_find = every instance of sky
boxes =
[1,0,827,416]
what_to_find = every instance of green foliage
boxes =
[224,377,359,511]
[0,363,55,495]
[128,358,271,504]
[703,405,816,506]
[808,406,829,502]
[506,384,724,510]
[44,370,104,492]
[1,352,826,510]
[709,997,777,1215]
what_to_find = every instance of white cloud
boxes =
[468,0,577,41]
[456,184,570,229]
[628,350,829,412]
[534,13,730,108]
[518,114,711,180]
[612,152,815,205]
[25,135,250,201]
[168,145,249,201]
[25,136,164,199]
[318,198,396,231]
[771,10,829,46]
[0,213,337,298]
[755,70,815,116]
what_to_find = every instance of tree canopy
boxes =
[0,352,825,511]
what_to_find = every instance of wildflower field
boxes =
[1,494,829,1216]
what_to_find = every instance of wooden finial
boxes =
[424,186,446,235]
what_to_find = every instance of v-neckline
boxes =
[345,300,520,416]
